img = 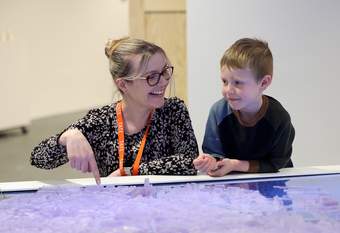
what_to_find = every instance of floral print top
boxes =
[31,97,199,176]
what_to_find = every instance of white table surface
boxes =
[1,165,340,192]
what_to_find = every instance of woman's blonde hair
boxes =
[105,37,167,80]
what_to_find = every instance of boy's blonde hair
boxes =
[220,38,273,82]
[105,37,167,80]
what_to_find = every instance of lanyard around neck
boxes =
[116,102,152,176]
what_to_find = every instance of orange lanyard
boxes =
[116,102,152,176]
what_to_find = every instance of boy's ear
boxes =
[260,75,272,91]
[115,79,128,93]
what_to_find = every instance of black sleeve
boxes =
[258,121,295,173]
[138,99,199,175]
[30,133,68,170]
[30,107,109,171]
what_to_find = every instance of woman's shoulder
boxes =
[162,97,187,112]
[84,103,115,120]
[153,97,189,121]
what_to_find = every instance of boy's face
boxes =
[220,65,271,114]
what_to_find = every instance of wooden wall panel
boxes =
[144,0,185,12]
[129,0,187,103]
[145,12,186,101]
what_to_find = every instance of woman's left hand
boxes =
[109,169,121,176]
[109,167,131,176]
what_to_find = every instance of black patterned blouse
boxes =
[31,97,199,176]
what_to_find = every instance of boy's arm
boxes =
[202,104,225,160]
[208,158,249,177]
[253,121,295,173]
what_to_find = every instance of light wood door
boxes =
[129,0,187,103]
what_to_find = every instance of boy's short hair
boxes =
[220,38,273,82]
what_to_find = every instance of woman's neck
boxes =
[121,100,152,135]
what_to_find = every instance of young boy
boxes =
[193,38,295,177]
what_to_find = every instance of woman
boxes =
[31,37,199,184]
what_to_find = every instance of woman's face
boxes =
[122,52,172,110]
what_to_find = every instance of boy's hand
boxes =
[193,154,218,173]
[60,128,101,185]
[208,159,235,177]
[208,159,249,177]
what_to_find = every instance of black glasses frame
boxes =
[143,66,174,86]
[123,66,174,87]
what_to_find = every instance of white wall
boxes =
[0,0,128,119]
[187,0,340,166]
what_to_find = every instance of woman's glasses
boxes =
[123,66,174,87]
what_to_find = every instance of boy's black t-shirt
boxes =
[202,95,295,173]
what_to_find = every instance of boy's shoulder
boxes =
[211,97,230,112]
[265,95,292,127]
[209,98,233,124]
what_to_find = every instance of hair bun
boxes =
[105,37,129,58]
